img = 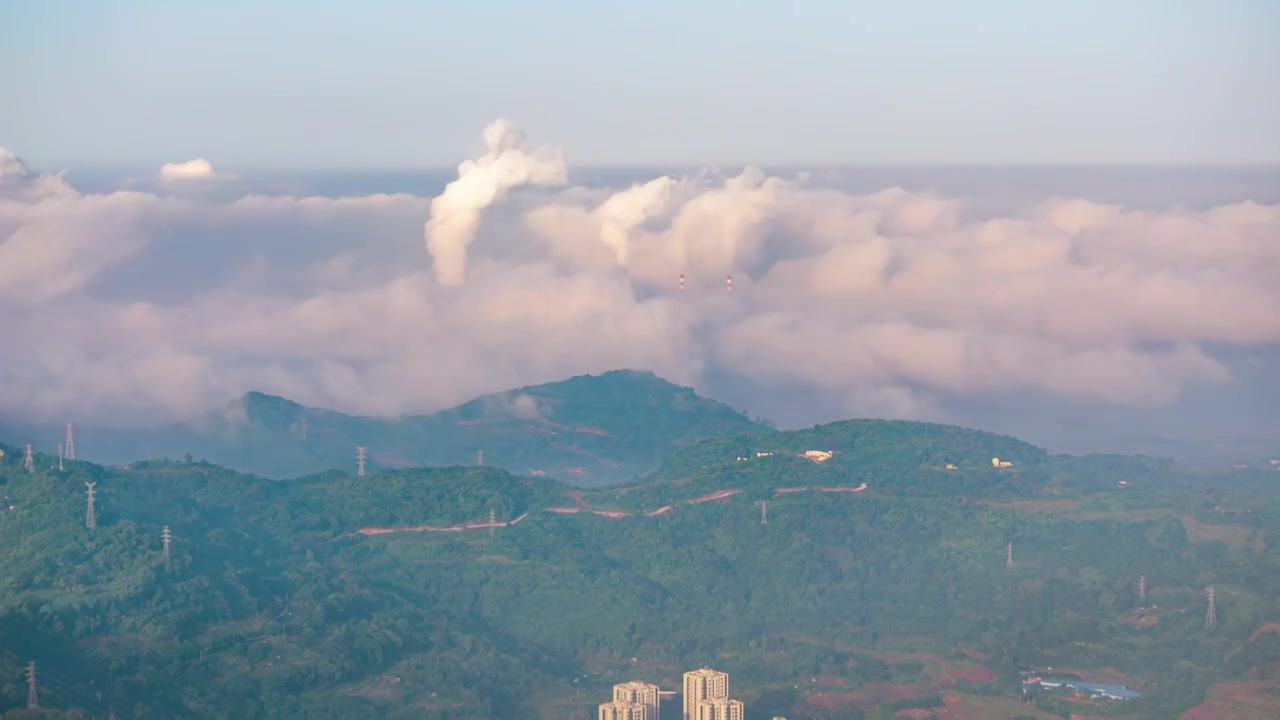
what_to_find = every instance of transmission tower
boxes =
[1006,541,1014,570]
[23,444,35,472]
[299,417,309,440]
[761,500,768,525]
[1205,586,1217,630]
[489,508,497,538]
[476,449,484,466]
[65,422,75,460]
[85,481,97,530]
[57,443,64,472]
[1138,576,1146,602]
[356,446,367,477]
[162,526,172,562]
[26,661,38,710]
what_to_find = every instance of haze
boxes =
[1,1,1278,463]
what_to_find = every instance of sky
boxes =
[2,0,1279,168]
[1,3,1279,465]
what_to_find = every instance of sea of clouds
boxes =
[1,124,1277,456]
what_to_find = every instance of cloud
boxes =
[160,158,217,181]
[0,125,1277,448]
[0,146,76,200]
[424,119,567,286]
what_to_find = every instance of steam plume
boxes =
[596,177,676,265]
[425,120,567,285]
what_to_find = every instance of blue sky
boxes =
[2,0,1278,168]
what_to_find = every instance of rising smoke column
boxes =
[425,120,567,286]
[595,176,676,265]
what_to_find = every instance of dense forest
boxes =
[1,414,1278,719]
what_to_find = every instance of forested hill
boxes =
[2,420,1279,720]
[647,418,1050,482]
[0,370,767,486]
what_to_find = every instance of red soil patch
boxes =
[1180,681,1280,720]
[1181,517,1251,549]
[804,692,863,714]
[575,426,611,436]
[951,666,995,684]
[844,683,930,710]
[960,649,989,661]
[546,507,580,514]
[878,651,993,688]
[895,710,935,719]
[686,489,743,504]
[1249,623,1280,642]
[818,483,868,493]
[775,487,808,494]
[358,524,462,535]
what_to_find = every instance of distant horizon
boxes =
[40,161,1280,174]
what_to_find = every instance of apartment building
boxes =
[683,668,742,720]
[600,681,660,720]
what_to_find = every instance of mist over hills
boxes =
[0,370,767,486]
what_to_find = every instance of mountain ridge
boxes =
[0,370,768,486]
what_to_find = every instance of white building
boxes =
[600,702,650,720]
[601,681,660,720]
[695,698,744,720]
[802,450,834,463]
[683,668,743,720]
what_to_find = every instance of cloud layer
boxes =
[1,129,1278,442]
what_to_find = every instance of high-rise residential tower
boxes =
[683,668,742,720]
[600,681,660,720]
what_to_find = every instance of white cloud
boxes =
[0,126,1277,435]
[160,158,217,181]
